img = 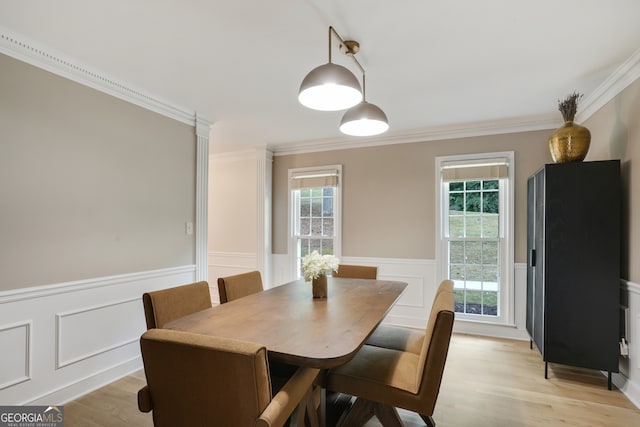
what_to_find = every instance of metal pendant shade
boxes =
[298,63,363,111]
[299,26,389,137]
[340,101,389,136]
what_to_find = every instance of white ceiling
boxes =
[1,1,640,153]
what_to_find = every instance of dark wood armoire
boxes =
[526,160,620,389]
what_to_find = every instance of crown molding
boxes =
[195,113,213,138]
[578,47,640,122]
[270,114,559,156]
[210,148,266,163]
[0,26,211,127]
[271,48,640,157]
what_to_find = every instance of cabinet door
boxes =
[543,161,620,371]
[533,169,546,354]
[526,177,535,340]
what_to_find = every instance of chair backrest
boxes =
[142,281,212,329]
[217,271,263,303]
[139,329,272,427]
[415,280,455,412]
[332,264,378,280]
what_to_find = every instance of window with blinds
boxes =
[437,153,514,324]
[288,166,342,279]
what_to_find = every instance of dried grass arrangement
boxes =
[558,91,583,122]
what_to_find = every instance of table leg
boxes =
[319,386,326,427]
[314,369,328,427]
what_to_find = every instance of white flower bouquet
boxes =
[301,250,339,281]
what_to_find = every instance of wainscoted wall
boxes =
[207,252,258,303]
[615,279,640,407]
[0,266,195,405]
[270,254,530,339]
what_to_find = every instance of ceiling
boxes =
[1,1,640,153]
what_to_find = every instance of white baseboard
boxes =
[37,356,143,406]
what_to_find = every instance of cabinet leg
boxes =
[544,362,548,379]
[608,371,612,390]
[530,339,532,350]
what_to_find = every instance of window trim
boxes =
[287,165,342,280]
[435,152,515,325]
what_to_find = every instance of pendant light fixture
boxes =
[339,101,389,136]
[298,27,389,136]
[298,27,362,111]
[338,49,389,136]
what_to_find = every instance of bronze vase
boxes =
[312,274,328,299]
[548,120,591,163]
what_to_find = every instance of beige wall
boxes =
[584,77,640,283]
[273,130,553,262]
[0,54,196,291]
[208,155,257,253]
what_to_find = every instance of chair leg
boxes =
[338,398,404,427]
[420,414,436,427]
[290,388,318,427]
[305,388,319,427]
[373,402,403,427]
[338,398,375,427]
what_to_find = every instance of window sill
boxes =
[454,316,515,327]
[453,318,529,341]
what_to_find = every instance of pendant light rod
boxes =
[329,26,367,99]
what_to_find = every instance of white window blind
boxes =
[440,158,509,182]
[290,169,340,189]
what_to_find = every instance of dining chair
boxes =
[138,328,320,427]
[365,283,452,354]
[142,281,212,329]
[331,264,415,352]
[325,279,455,427]
[332,264,378,280]
[217,270,264,303]
[217,271,300,385]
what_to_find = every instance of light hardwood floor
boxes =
[64,334,640,426]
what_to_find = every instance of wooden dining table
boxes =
[164,277,406,426]
[164,277,407,369]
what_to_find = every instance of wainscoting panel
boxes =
[336,256,437,329]
[272,255,530,337]
[207,252,257,303]
[0,321,31,390]
[0,265,195,405]
[514,263,528,333]
[379,261,434,328]
[56,298,144,369]
[270,254,294,288]
[386,274,424,308]
[613,280,640,409]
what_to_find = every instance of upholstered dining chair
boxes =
[217,270,299,382]
[325,280,455,427]
[138,329,320,427]
[142,281,212,329]
[331,264,414,352]
[365,282,452,354]
[217,270,264,303]
[332,264,378,280]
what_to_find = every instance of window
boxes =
[288,166,341,279]
[436,153,514,324]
